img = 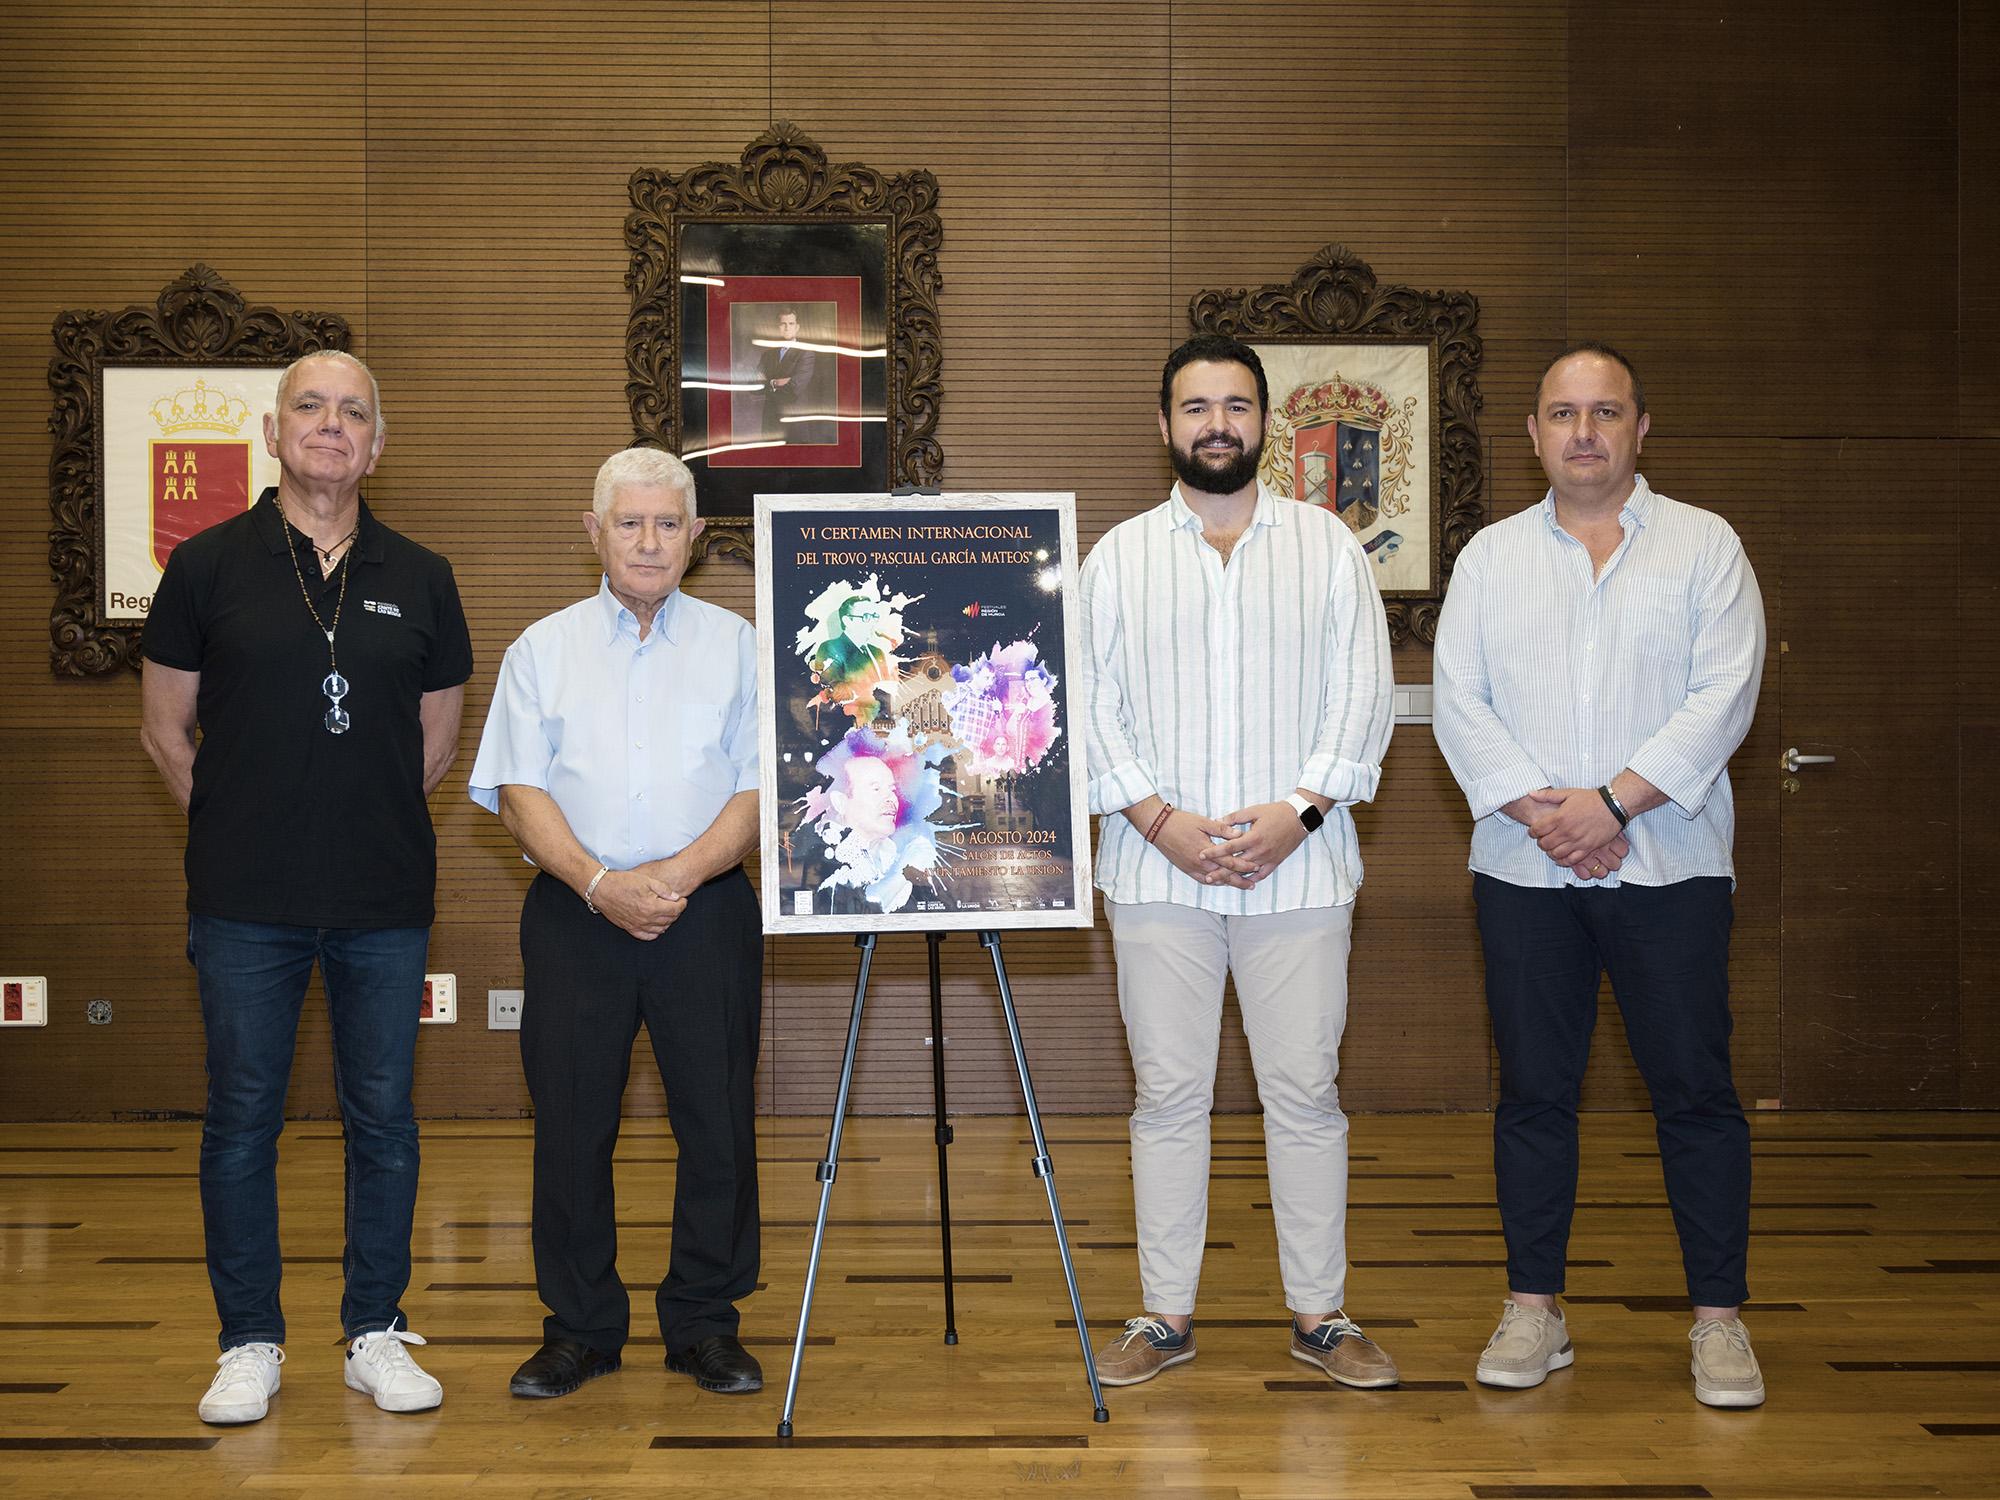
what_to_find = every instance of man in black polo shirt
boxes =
[140,350,472,1426]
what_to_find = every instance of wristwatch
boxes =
[1284,793,1325,834]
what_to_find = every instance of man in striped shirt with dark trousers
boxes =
[1433,343,1768,1408]
[1079,334,1398,1390]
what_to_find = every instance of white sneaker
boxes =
[344,1320,443,1412]
[198,1342,284,1424]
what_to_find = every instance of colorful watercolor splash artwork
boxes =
[943,639,1061,778]
[794,573,924,726]
[799,723,959,912]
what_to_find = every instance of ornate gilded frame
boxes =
[47,265,349,676]
[1189,244,1484,646]
[625,124,944,563]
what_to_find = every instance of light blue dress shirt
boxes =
[1431,476,1766,889]
[469,578,759,870]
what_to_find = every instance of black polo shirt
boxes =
[143,489,473,928]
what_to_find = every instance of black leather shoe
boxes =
[509,1337,621,1398]
[666,1334,763,1394]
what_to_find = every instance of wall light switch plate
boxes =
[0,977,49,1027]
[420,973,456,1024]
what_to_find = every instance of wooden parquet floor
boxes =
[1,1111,1996,1498]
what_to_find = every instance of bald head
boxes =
[276,350,383,440]
[1532,341,1644,418]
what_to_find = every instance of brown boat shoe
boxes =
[1094,1315,1196,1387]
[1290,1311,1400,1388]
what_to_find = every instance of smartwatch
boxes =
[1284,793,1325,834]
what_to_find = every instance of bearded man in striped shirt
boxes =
[1078,334,1399,1390]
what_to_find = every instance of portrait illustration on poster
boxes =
[756,494,1093,934]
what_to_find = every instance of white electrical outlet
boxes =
[488,988,524,1031]
[0,977,49,1027]
[420,973,457,1025]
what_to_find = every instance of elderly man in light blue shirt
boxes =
[469,447,765,1404]
[1434,343,1768,1409]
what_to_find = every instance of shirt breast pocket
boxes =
[680,702,724,777]
[1623,576,1692,665]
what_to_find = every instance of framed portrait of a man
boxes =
[626,125,944,561]
[677,221,887,496]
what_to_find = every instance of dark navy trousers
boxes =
[1474,874,1750,1307]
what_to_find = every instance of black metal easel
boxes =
[925,930,959,1346]
[776,929,1109,1437]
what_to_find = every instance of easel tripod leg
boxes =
[979,931,1110,1423]
[927,930,958,1345]
[776,932,877,1439]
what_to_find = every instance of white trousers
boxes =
[1105,898,1354,1315]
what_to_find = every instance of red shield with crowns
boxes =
[150,440,252,571]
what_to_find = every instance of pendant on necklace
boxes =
[323,670,351,735]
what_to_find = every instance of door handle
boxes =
[1781,748,1836,773]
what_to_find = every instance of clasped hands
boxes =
[589,855,697,940]
[1507,786,1630,880]
[1155,802,1308,889]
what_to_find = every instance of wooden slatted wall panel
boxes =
[1778,441,1960,1106]
[355,2,778,1121]
[1568,4,1958,1110]
[0,3,371,1120]
[1959,5,2000,1107]
[0,2,1986,1120]
[1170,1,1569,1111]
[1963,434,1999,1107]
[1570,5,1960,438]
[761,1,1169,1114]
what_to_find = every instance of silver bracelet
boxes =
[1598,784,1631,828]
[583,865,610,915]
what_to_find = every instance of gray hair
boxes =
[275,350,384,438]
[593,447,696,520]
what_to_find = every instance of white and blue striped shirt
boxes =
[1432,475,1766,889]
[1080,481,1394,914]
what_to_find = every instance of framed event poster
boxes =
[755,493,1092,935]
[47,264,348,675]
[1189,243,1485,647]
[626,124,944,563]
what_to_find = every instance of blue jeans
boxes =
[189,916,428,1350]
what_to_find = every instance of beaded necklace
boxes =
[276,497,355,735]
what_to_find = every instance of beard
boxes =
[1169,430,1264,496]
